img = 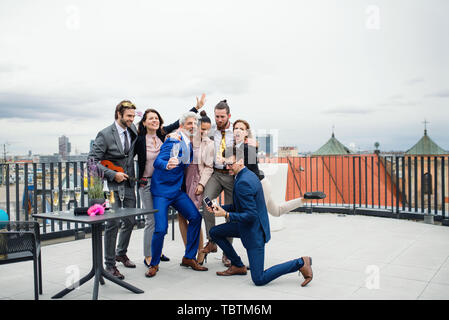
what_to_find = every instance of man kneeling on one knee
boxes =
[205,145,313,287]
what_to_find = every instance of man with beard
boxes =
[89,100,138,280]
[200,100,235,267]
[145,111,208,277]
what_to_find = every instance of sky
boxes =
[1,0,448,156]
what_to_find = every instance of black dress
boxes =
[237,143,264,181]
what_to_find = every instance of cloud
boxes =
[378,101,417,107]
[0,62,26,74]
[141,74,251,99]
[404,77,424,85]
[376,94,418,107]
[323,106,375,115]
[425,89,449,98]
[0,91,104,120]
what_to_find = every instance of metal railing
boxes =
[1,155,447,241]
[0,161,179,240]
[266,155,448,223]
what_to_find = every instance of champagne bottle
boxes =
[103,181,110,209]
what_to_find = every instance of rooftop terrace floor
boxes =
[1,212,449,300]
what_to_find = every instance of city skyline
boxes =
[1,0,448,155]
[3,124,446,159]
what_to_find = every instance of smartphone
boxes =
[203,196,213,208]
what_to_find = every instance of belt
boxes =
[214,168,230,174]
[138,177,151,187]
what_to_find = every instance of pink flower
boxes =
[87,204,105,216]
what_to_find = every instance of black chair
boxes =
[0,221,42,300]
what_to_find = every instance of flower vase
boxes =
[88,198,105,207]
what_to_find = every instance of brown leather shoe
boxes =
[216,265,247,276]
[200,241,218,254]
[222,255,231,267]
[105,266,125,280]
[180,257,208,271]
[299,256,313,287]
[145,265,159,278]
[116,255,136,268]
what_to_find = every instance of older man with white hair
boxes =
[145,111,208,278]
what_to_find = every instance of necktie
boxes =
[219,130,226,158]
[123,129,130,155]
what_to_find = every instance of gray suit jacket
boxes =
[88,122,138,190]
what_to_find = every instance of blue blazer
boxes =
[150,135,193,198]
[222,167,271,249]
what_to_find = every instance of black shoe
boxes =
[105,266,125,280]
[160,254,170,262]
[303,191,326,200]
[198,253,208,266]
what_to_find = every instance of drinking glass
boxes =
[52,189,59,215]
[62,188,71,213]
[171,143,180,158]
[109,190,116,206]
[74,187,81,205]
[118,185,125,209]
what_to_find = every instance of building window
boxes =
[423,172,433,195]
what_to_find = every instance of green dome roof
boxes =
[405,130,447,155]
[312,133,352,156]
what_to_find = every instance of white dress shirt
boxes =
[208,122,234,169]
[115,121,131,153]
[179,130,192,161]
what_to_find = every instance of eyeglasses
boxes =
[223,161,236,167]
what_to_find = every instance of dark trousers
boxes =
[104,187,136,268]
[210,222,304,286]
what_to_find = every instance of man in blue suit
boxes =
[207,145,313,286]
[146,112,208,277]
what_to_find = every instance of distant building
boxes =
[403,128,448,211]
[278,146,298,157]
[405,128,447,156]
[68,154,89,162]
[59,135,71,160]
[312,133,352,156]
[38,154,62,163]
[256,134,274,156]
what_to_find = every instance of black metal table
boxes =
[33,208,157,300]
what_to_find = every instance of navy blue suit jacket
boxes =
[222,167,271,249]
[150,135,193,198]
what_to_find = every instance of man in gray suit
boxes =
[89,100,138,280]
[200,100,235,267]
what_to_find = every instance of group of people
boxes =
[88,95,313,287]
